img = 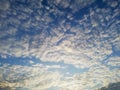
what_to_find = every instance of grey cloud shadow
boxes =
[99,82,120,90]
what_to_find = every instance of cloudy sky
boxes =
[0,0,120,90]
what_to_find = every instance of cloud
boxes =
[106,0,118,8]
[99,82,120,90]
[0,64,62,90]
[57,65,120,90]
[0,0,10,11]
[0,0,120,90]
[0,87,12,90]
[0,0,119,69]
[0,59,120,90]
[107,56,120,67]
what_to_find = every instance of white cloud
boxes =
[109,1,118,8]
[0,64,62,90]
[29,60,34,64]
[46,65,65,69]
[107,56,120,66]
[0,0,120,90]
[0,11,118,69]
[58,65,120,90]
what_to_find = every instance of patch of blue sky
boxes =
[72,4,89,20]
[47,61,89,75]
[65,29,76,35]
[0,55,88,75]
[112,46,120,56]
[94,0,107,8]
[0,56,34,66]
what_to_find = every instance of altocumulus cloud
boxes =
[0,0,120,90]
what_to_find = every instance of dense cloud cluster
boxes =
[0,0,120,90]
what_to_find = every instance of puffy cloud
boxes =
[107,56,120,67]
[0,0,120,90]
[0,1,119,69]
[105,0,118,8]
[58,65,120,90]
[0,0,10,11]
[0,64,62,90]
[1,62,119,90]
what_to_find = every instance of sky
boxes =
[0,0,120,90]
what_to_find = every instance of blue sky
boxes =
[0,0,120,90]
